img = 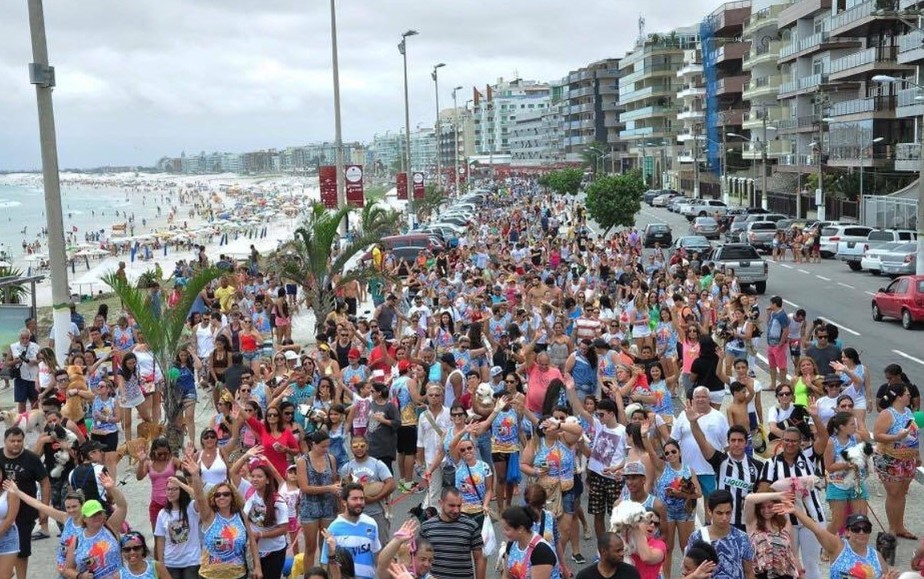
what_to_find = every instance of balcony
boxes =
[828,46,911,80]
[743,41,784,70]
[716,75,748,95]
[743,75,783,100]
[717,109,746,126]
[829,0,902,39]
[714,42,750,64]
[895,142,919,171]
[778,31,861,63]
[677,108,705,121]
[778,73,828,97]
[777,153,816,171]
[677,150,697,163]
[599,83,620,95]
[568,101,595,114]
[743,140,791,159]
[620,105,678,122]
[622,63,679,85]
[620,85,676,104]
[896,87,924,118]
[827,142,892,167]
[601,99,622,112]
[777,115,818,132]
[742,108,786,129]
[569,86,595,99]
[620,127,656,139]
[677,85,706,99]
[676,63,704,77]
[779,0,831,30]
[743,3,791,37]
[827,95,896,118]
[898,30,924,65]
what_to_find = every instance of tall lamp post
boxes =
[398,29,418,218]
[329,0,346,233]
[27,0,70,363]
[726,133,750,207]
[452,85,463,195]
[431,63,445,189]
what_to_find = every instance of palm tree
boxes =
[580,142,608,176]
[271,200,399,332]
[102,267,222,449]
[0,266,29,304]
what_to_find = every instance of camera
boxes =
[18,350,28,362]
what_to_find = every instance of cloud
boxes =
[0,0,716,169]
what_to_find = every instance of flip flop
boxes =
[31,530,50,540]
[897,531,918,540]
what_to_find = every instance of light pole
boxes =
[399,29,418,217]
[329,0,346,234]
[759,118,777,211]
[452,85,463,195]
[27,0,70,363]
[726,133,750,207]
[431,62,445,189]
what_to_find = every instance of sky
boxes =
[0,0,719,171]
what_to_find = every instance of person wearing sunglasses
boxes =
[121,529,169,579]
[60,472,129,579]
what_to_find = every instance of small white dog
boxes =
[475,383,494,408]
[0,408,46,433]
[839,441,874,493]
[609,499,648,558]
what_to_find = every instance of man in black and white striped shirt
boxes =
[758,426,827,579]
[419,486,486,579]
[687,408,762,529]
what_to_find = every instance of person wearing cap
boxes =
[390,360,423,492]
[341,347,369,391]
[616,462,666,521]
[686,490,754,579]
[815,373,847,428]
[120,530,169,579]
[790,506,896,579]
[63,494,125,579]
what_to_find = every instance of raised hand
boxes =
[99,472,115,490]
[683,399,700,422]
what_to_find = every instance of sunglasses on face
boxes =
[849,524,872,534]
[451,412,466,417]
[240,389,251,393]
[213,491,232,498]
[778,392,792,397]
[266,413,279,417]
[459,446,475,452]
[122,545,144,553]
[283,411,294,416]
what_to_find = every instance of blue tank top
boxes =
[506,534,560,579]
[570,353,596,388]
[618,487,656,510]
[74,526,121,579]
[119,560,157,579]
[91,396,119,435]
[200,512,248,578]
[655,463,692,511]
[828,538,881,579]
[828,435,867,488]
[598,353,618,380]
[57,517,79,576]
[534,438,575,483]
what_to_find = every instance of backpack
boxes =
[70,464,110,514]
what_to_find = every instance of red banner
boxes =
[412,171,425,199]
[319,165,337,208]
[344,164,364,208]
[458,166,467,183]
[396,172,408,200]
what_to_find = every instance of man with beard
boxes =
[419,486,486,579]
[320,483,381,579]
[339,436,395,539]
[0,426,50,579]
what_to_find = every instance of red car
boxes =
[871,274,924,330]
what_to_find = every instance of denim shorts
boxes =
[561,488,575,515]
[827,483,869,502]
[0,523,18,556]
[298,494,337,524]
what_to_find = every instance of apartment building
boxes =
[472,78,551,155]
[561,59,624,164]
[620,27,699,187]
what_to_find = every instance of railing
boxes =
[743,109,786,124]
[779,153,814,166]
[745,75,782,94]
[896,142,920,160]
[568,86,595,98]
[829,0,899,32]
[620,105,678,121]
[777,115,818,130]
[779,31,829,59]
[743,3,792,36]
[827,143,891,161]
[716,75,748,94]
[779,73,827,95]
[899,29,924,54]
[829,46,898,74]
[898,87,924,107]
[828,95,896,116]
[620,127,656,138]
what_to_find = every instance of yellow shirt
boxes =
[214,285,236,313]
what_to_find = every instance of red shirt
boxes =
[525,365,563,414]
[247,416,299,476]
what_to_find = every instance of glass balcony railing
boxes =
[744,75,782,94]
[828,95,895,116]
[828,0,899,33]
[898,87,924,107]
[779,31,829,59]
[829,46,898,74]
[897,142,920,160]
[779,153,815,166]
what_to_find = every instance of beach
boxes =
[0,172,322,307]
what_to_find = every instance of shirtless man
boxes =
[341,278,363,316]
[726,381,755,454]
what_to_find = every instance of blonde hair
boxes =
[207,482,245,513]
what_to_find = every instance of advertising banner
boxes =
[345,164,364,208]
[319,165,338,208]
[397,172,408,200]
[412,171,425,199]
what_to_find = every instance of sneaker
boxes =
[572,553,587,565]
[398,481,412,493]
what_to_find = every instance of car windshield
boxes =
[683,236,709,245]
[648,225,669,232]
[821,227,839,236]
[868,231,895,242]
[695,218,717,225]
[719,246,760,260]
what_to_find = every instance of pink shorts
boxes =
[767,343,789,370]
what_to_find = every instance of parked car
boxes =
[725,215,750,242]
[871,274,924,329]
[652,191,681,207]
[861,242,905,276]
[836,229,917,271]
[744,213,788,224]
[671,235,712,256]
[690,216,721,240]
[643,189,663,205]
[818,225,873,258]
[667,196,691,212]
[739,221,779,251]
[880,242,919,277]
[679,199,729,220]
[708,243,769,294]
[643,223,673,247]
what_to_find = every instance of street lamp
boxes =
[727,133,750,206]
[432,63,445,189]
[399,29,418,216]
[329,0,346,234]
[452,85,463,195]
[872,74,924,274]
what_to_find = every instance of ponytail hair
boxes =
[501,505,537,531]
[878,383,908,411]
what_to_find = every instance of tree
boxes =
[0,266,28,304]
[584,171,645,236]
[580,142,607,176]
[415,184,445,222]
[270,200,400,332]
[544,168,584,195]
[102,267,222,449]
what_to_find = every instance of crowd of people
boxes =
[1,180,922,579]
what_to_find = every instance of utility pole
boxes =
[693,124,701,199]
[721,131,729,204]
[761,112,769,210]
[432,63,445,190]
[329,0,346,234]
[399,29,417,225]
[27,0,70,364]
[816,122,826,221]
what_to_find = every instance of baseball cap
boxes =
[623,461,647,477]
[490,366,503,377]
[348,348,361,359]
[284,350,299,360]
[846,514,872,528]
[397,359,411,373]
[592,338,609,350]
[81,500,105,518]
[79,440,105,456]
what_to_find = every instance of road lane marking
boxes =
[893,350,924,366]
[780,264,793,269]
[864,291,875,296]
[837,282,855,289]
[827,321,861,337]
[816,275,831,281]
[783,299,801,309]
[798,269,810,274]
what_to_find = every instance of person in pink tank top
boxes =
[134,437,181,530]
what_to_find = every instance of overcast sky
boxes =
[0,0,719,170]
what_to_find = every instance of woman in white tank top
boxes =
[196,428,230,488]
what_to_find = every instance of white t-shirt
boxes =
[154,502,202,568]
[671,409,729,475]
[817,395,839,426]
[239,479,289,556]
[416,406,452,464]
[588,417,627,479]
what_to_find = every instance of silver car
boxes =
[880,242,918,276]
[861,242,904,275]
[690,216,720,240]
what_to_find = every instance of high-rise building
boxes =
[562,59,623,161]
[472,78,550,155]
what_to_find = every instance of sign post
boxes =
[397,172,408,200]
[345,164,364,208]
[413,171,425,199]
[319,165,338,208]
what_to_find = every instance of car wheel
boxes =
[870,269,880,276]
[872,302,883,322]
[902,309,915,330]
[820,251,833,259]
[698,211,707,217]
[754,281,766,294]
[848,262,862,271]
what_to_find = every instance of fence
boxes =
[862,195,918,229]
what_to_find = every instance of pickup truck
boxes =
[708,243,769,294]
[836,229,917,271]
[679,199,729,220]
[739,221,779,251]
